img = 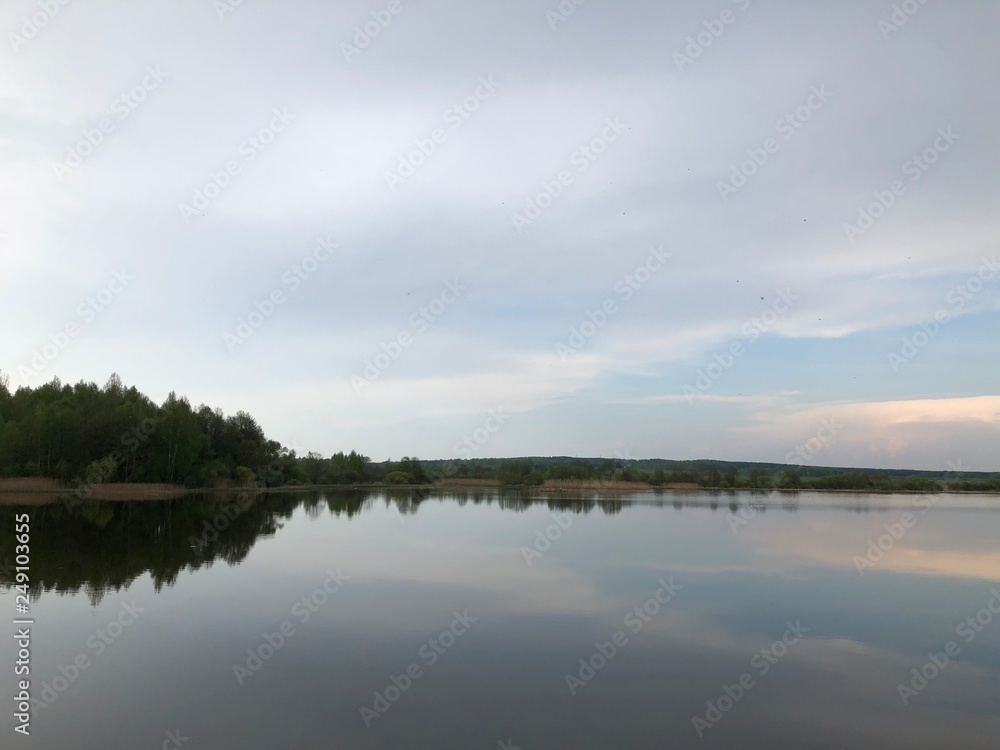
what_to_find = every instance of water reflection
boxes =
[1,490,998,604]
[1,490,998,749]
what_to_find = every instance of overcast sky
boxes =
[2,0,998,471]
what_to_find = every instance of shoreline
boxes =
[0,482,997,497]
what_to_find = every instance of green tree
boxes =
[702,468,722,488]
[749,468,772,489]
[384,471,412,485]
[303,452,327,484]
[777,468,801,489]
[234,466,256,487]
[498,460,540,486]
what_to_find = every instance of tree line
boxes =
[0,373,425,489]
[427,458,999,493]
[1,374,996,493]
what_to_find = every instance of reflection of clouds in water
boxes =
[730,506,1000,582]
[6,491,1000,748]
[863,548,1000,582]
[351,544,608,617]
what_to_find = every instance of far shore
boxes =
[0,477,997,503]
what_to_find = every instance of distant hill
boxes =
[417,456,996,482]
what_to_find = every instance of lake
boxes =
[2,489,999,748]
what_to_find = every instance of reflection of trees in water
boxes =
[0,492,305,605]
[599,500,625,515]
[1,489,904,603]
[498,490,534,513]
[326,491,369,518]
[781,495,801,512]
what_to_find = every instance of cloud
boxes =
[2,0,998,467]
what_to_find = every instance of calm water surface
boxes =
[2,490,999,749]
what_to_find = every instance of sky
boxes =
[1,0,998,471]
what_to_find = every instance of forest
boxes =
[1,373,997,493]
[0,372,394,488]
